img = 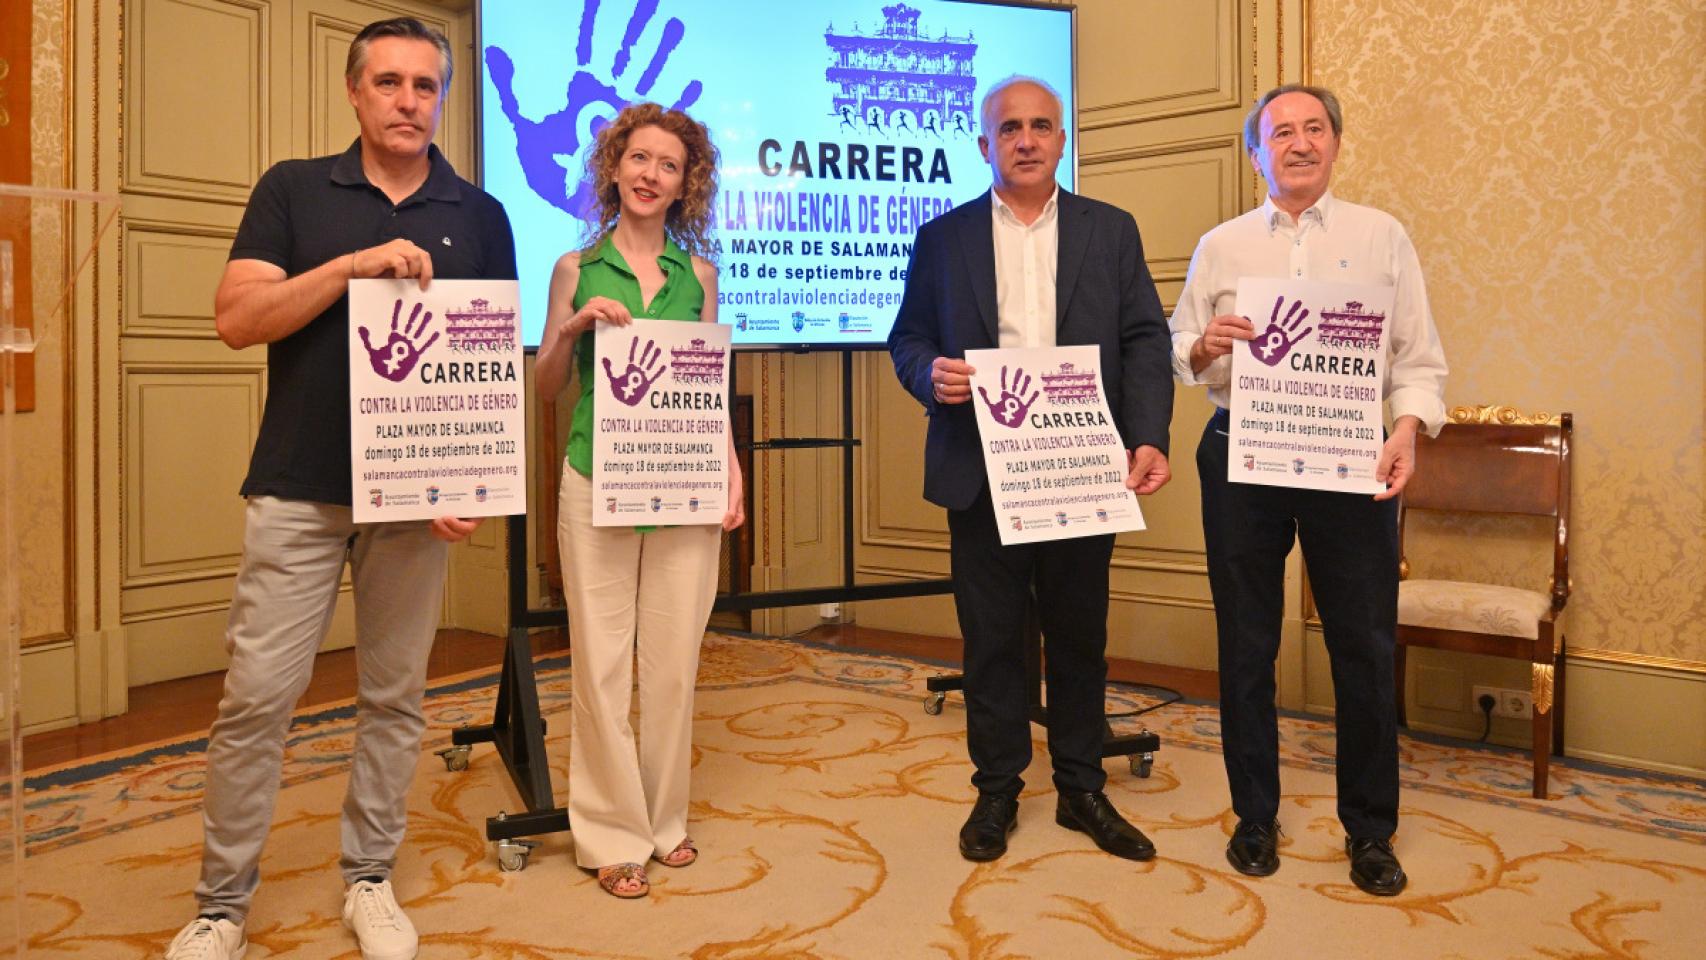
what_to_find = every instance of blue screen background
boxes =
[479,0,1075,348]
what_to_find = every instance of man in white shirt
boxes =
[1169,84,1447,896]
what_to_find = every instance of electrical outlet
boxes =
[1472,685,1533,719]
[818,602,841,621]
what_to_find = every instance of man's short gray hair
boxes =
[1243,84,1343,150]
[345,17,453,90]
[979,75,1065,137]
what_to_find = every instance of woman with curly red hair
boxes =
[535,102,743,899]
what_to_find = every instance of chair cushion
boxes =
[1398,580,1552,640]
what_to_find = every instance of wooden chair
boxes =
[1395,406,1572,799]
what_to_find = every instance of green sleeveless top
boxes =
[565,235,706,476]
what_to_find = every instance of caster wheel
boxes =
[496,838,538,872]
[436,745,472,772]
[924,692,946,715]
[1130,752,1154,778]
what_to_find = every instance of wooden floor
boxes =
[20,623,1216,773]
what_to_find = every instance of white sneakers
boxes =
[166,880,415,960]
[163,917,246,960]
[341,879,420,960]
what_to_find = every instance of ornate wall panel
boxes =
[124,0,269,203]
[14,0,72,648]
[308,13,363,158]
[1080,135,1243,307]
[121,221,234,338]
[860,355,944,551]
[1312,0,1706,665]
[120,366,259,595]
[1079,0,1241,127]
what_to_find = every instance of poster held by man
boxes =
[1227,277,1393,495]
[965,345,1146,546]
[348,278,527,522]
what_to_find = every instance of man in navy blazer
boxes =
[888,76,1174,863]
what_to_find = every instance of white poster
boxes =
[348,279,526,523]
[1228,277,1394,494]
[966,345,1144,546]
[592,319,731,526]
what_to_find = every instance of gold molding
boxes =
[21,630,72,650]
[1569,647,1706,675]
[1531,662,1554,714]
[1107,589,1217,612]
[1447,404,1563,426]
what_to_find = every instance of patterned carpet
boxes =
[22,633,1703,958]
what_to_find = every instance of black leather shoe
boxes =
[1346,837,1407,896]
[959,792,1020,861]
[1226,819,1280,877]
[1054,791,1155,861]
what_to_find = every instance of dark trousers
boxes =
[1197,414,1400,840]
[948,487,1115,797]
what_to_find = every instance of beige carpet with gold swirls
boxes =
[22,633,1703,958]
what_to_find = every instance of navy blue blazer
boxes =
[888,188,1173,512]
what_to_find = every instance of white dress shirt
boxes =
[1168,191,1448,434]
[992,187,1059,349]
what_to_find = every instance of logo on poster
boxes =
[1054,511,1067,526]
[1293,458,1306,475]
[359,299,440,382]
[791,311,806,333]
[1243,455,1255,471]
[426,486,441,505]
[670,338,727,386]
[1095,508,1108,522]
[606,497,617,513]
[977,366,1040,428]
[475,485,489,502]
[444,298,518,353]
[688,497,699,512]
[650,496,662,512]
[1040,362,1100,406]
[369,489,384,508]
[1250,296,1315,367]
[1335,463,1349,479]
[603,335,667,406]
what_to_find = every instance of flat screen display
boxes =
[479,0,1076,348]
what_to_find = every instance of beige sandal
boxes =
[654,837,698,868]
[596,862,649,898]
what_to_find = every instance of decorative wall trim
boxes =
[119,218,236,339]
[1568,648,1706,676]
[1079,0,1240,129]
[122,0,269,205]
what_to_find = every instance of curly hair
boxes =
[582,103,719,263]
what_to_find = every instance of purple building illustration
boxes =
[444,298,518,353]
[670,337,727,385]
[1317,301,1385,351]
[1040,362,1098,406]
[825,4,978,133]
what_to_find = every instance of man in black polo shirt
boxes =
[164,18,515,960]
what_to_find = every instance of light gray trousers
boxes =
[194,496,447,922]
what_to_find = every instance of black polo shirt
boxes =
[229,139,518,506]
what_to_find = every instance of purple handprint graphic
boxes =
[359,299,440,383]
[602,336,667,406]
[1249,295,1315,367]
[486,0,704,223]
[977,366,1041,429]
